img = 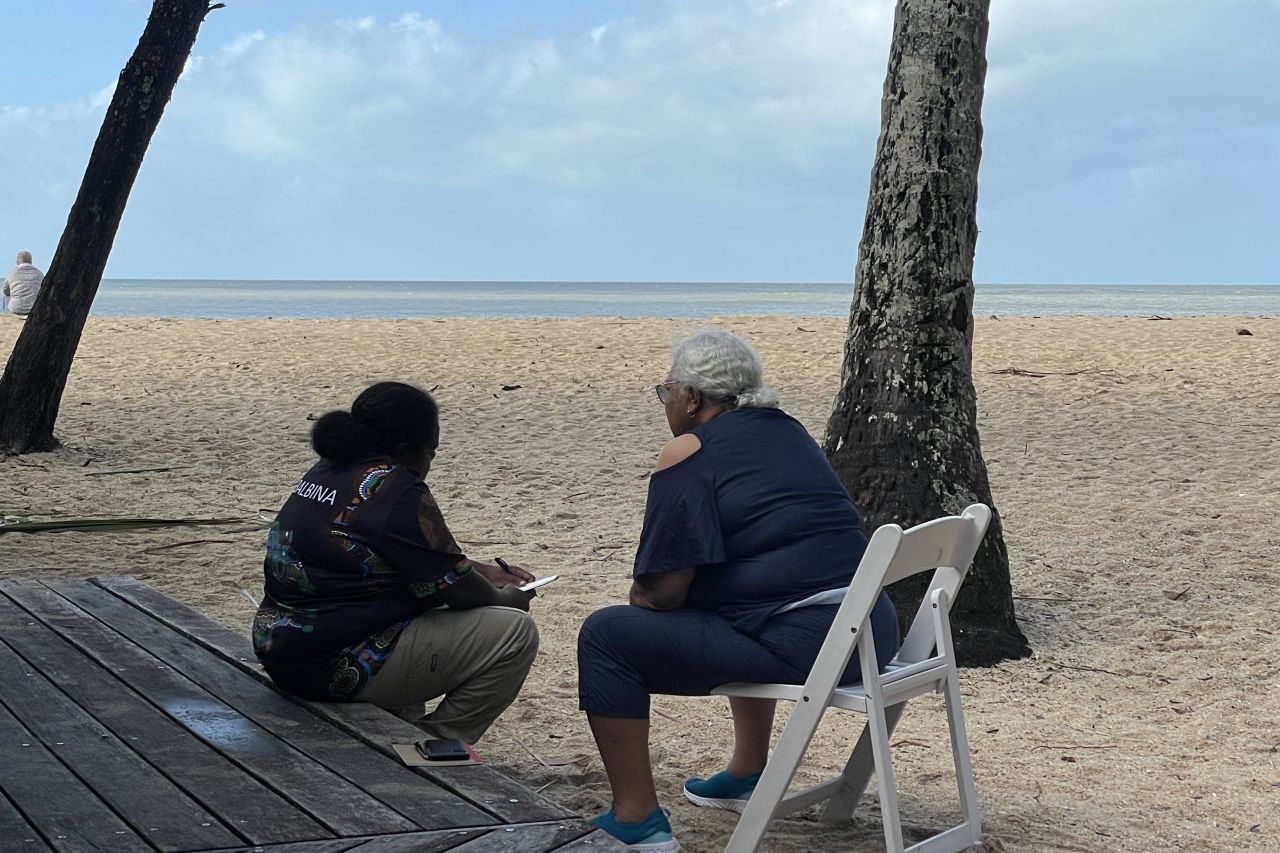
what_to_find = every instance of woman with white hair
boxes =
[3,251,44,315]
[578,329,900,852]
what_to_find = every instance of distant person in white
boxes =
[3,251,44,315]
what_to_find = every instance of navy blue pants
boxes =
[578,591,900,719]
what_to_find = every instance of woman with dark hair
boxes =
[254,381,540,743]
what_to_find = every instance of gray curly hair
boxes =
[669,329,780,410]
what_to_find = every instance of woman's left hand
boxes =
[629,567,696,610]
[478,559,535,588]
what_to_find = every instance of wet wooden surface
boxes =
[0,576,621,853]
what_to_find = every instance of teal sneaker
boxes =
[588,806,682,852]
[682,769,761,813]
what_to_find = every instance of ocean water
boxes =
[88,280,1280,319]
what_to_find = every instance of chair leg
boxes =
[724,702,829,853]
[819,702,905,824]
[941,670,982,842]
[865,697,905,853]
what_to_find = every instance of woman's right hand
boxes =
[495,584,535,612]
[438,568,534,611]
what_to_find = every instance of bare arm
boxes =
[656,433,701,470]
[629,567,696,610]
[627,433,705,610]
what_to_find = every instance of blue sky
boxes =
[2,0,1277,283]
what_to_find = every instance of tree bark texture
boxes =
[824,0,1029,665]
[0,0,217,453]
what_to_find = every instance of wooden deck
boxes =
[0,576,623,853]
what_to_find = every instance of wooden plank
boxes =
[302,702,573,822]
[198,825,625,853]
[205,840,365,853]
[0,592,328,846]
[203,829,485,853]
[0,698,145,852]
[0,637,242,852]
[46,579,496,832]
[214,841,367,853]
[302,701,573,819]
[342,829,492,852]
[234,825,604,853]
[446,823,595,852]
[0,580,417,839]
[0,591,330,845]
[0,789,53,852]
[93,575,576,822]
[549,830,628,851]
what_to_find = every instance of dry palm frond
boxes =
[0,517,243,535]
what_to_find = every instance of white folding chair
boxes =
[710,503,992,853]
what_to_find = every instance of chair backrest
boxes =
[888,504,991,664]
[799,504,992,696]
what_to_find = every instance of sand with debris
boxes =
[1,314,1276,852]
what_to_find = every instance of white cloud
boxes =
[165,0,892,205]
[219,30,267,62]
[154,0,1279,218]
[338,16,377,34]
[4,0,1278,281]
[984,0,1280,194]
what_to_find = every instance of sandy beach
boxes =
[1,314,1276,852]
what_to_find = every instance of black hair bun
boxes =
[310,410,368,463]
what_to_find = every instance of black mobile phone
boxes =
[415,738,469,761]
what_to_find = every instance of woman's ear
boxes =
[686,386,703,413]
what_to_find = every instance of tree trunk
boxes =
[824,0,1029,665]
[0,0,219,454]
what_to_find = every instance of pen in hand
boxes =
[488,555,529,589]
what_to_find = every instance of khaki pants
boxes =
[356,606,539,743]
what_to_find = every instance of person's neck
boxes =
[692,404,733,428]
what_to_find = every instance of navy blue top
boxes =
[633,407,869,634]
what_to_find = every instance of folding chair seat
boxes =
[708,503,992,853]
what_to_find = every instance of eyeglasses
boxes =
[654,382,675,403]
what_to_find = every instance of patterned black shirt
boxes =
[253,455,470,700]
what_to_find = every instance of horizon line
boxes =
[94,278,1280,287]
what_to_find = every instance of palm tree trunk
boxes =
[824,0,1029,665]
[0,0,220,453]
